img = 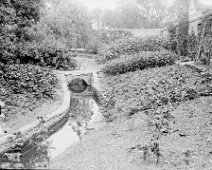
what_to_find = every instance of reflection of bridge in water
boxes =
[66,72,94,96]
[65,71,101,106]
[0,71,103,169]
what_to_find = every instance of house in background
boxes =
[161,0,212,36]
[188,0,202,33]
[188,0,212,34]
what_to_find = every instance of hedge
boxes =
[102,51,177,76]
[97,36,169,63]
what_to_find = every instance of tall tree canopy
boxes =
[0,0,41,63]
[136,0,168,28]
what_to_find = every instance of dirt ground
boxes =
[50,96,212,170]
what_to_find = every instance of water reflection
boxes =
[0,94,100,169]
[48,95,99,158]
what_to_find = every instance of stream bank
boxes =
[51,60,212,170]
[0,57,105,169]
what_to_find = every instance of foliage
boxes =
[167,24,178,54]
[197,13,212,64]
[100,65,212,120]
[0,0,41,64]
[176,13,189,56]
[165,13,189,57]
[115,2,148,28]
[102,51,177,76]
[1,64,58,98]
[86,30,133,54]
[136,0,168,28]
[187,30,197,60]
[0,64,58,116]
[41,0,91,49]
[168,0,190,19]
[98,30,133,45]
[21,23,78,70]
[16,0,88,69]
[89,2,148,29]
[98,36,169,63]
[0,0,87,69]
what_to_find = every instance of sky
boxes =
[79,0,212,10]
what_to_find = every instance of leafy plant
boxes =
[0,64,59,116]
[100,65,212,120]
[176,14,189,56]
[187,30,197,60]
[102,51,177,76]
[97,35,170,63]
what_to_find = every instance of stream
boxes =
[0,58,104,169]
[19,95,102,169]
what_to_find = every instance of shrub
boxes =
[0,64,58,99]
[167,24,177,54]
[97,35,169,63]
[86,30,133,54]
[197,13,212,64]
[98,30,133,45]
[22,31,78,70]
[176,14,189,56]
[0,0,41,64]
[0,0,89,69]
[102,51,177,76]
[187,30,197,60]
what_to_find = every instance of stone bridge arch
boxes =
[65,72,94,97]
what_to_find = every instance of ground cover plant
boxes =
[100,65,212,165]
[100,65,212,120]
[0,64,58,117]
[97,35,169,63]
[102,51,177,76]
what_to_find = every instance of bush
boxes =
[22,31,78,70]
[0,0,89,69]
[86,30,133,54]
[102,51,177,76]
[187,30,197,60]
[98,30,133,45]
[0,0,41,64]
[176,14,189,56]
[197,13,212,64]
[0,64,58,99]
[97,35,169,63]
[167,24,178,54]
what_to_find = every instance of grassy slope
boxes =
[51,65,212,170]
[51,96,212,170]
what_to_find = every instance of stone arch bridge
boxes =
[65,71,94,97]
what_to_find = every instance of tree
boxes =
[102,9,121,29]
[0,0,41,64]
[117,2,147,28]
[90,1,147,29]
[136,0,168,28]
[41,0,91,48]
[90,8,108,30]
[168,0,190,19]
